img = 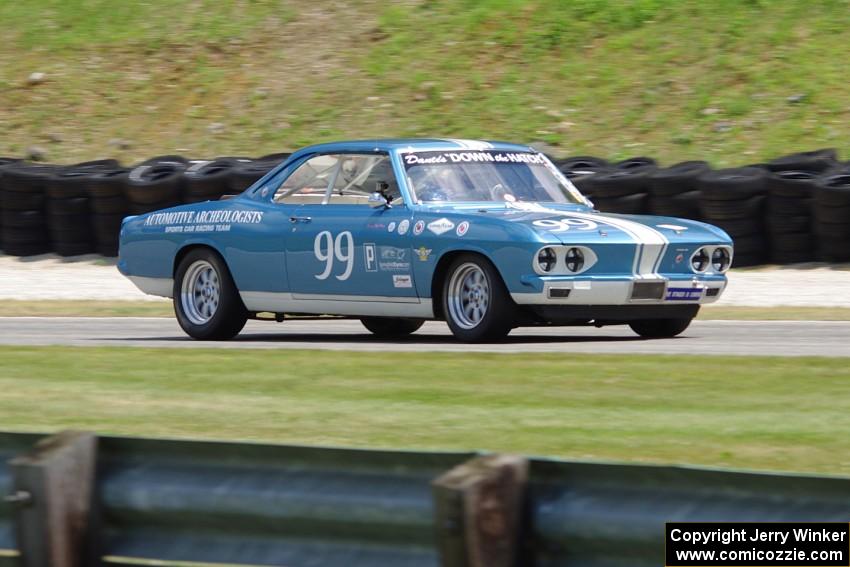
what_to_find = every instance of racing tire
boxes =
[442,254,516,342]
[173,249,248,340]
[766,149,838,173]
[360,317,424,338]
[628,317,693,339]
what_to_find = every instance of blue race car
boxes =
[118,139,732,342]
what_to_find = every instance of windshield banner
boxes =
[402,150,547,167]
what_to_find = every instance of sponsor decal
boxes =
[666,287,703,301]
[456,221,470,236]
[397,219,410,235]
[387,221,397,233]
[427,218,455,235]
[416,246,433,262]
[379,247,410,271]
[393,274,413,288]
[402,151,548,167]
[261,187,269,198]
[364,243,377,272]
[413,220,425,235]
[675,253,685,264]
[145,209,264,233]
[367,223,386,230]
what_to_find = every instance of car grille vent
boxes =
[705,287,720,297]
[631,281,665,300]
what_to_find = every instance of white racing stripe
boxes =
[508,202,669,278]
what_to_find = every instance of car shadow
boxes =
[97,332,663,345]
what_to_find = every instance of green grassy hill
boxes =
[1,0,848,165]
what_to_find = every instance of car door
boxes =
[281,153,418,302]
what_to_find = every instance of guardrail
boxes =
[1,431,849,567]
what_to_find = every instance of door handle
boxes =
[289,216,312,224]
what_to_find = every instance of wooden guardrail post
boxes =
[432,454,528,567]
[7,431,99,567]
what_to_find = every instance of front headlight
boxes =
[565,247,584,272]
[712,247,731,272]
[691,247,709,272]
[537,247,557,272]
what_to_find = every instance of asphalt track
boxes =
[0,317,848,356]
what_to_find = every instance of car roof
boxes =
[287,138,534,160]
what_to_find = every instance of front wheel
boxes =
[442,254,516,342]
[628,317,693,338]
[174,248,248,340]
[360,317,424,338]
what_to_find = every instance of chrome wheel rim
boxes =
[447,262,490,330]
[180,260,220,325]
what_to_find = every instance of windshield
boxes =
[400,150,586,204]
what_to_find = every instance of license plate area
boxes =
[665,287,704,301]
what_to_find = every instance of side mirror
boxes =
[368,192,391,209]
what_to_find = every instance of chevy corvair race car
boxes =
[118,139,733,342]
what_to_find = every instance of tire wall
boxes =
[0,149,847,265]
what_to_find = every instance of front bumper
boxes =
[510,274,727,306]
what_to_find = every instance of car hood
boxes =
[425,202,730,245]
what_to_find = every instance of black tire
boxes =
[592,192,649,214]
[47,170,89,199]
[766,149,838,173]
[183,159,237,202]
[648,161,711,197]
[614,156,657,169]
[768,194,812,216]
[629,317,693,338]
[227,160,278,193]
[814,173,850,207]
[441,254,516,342]
[126,163,186,205]
[87,168,130,199]
[767,170,818,199]
[581,168,653,199]
[360,317,424,337]
[766,214,811,235]
[47,196,89,216]
[256,152,292,164]
[90,194,129,214]
[128,199,181,215]
[698,167,766,200]
[173,248,248,340]
[2,209,46,229]
[135,155,189,167]
[700,194,765,221]
[0,240,51,256]
[555,156,609,177]
[813,203,850,224]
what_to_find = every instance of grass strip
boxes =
[1,346,847,475]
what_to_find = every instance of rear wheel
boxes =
[360,317,424,338]
[174,249,247,340]
[442,254,516,342]
[628,317,693,338]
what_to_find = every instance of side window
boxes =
[328,154,403,206]
[273,154,340,204]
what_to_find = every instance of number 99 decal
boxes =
[314,230,354,280]
[532,218,597,232]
